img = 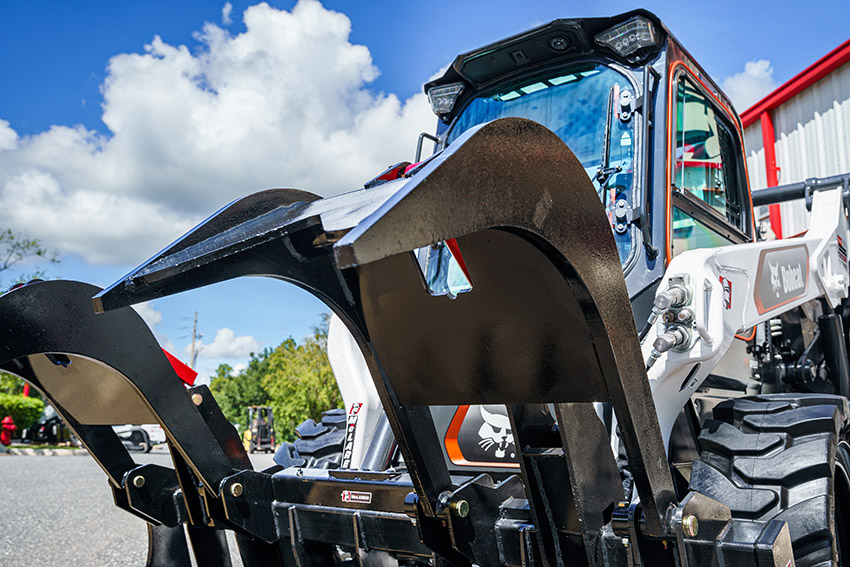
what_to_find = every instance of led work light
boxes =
[427,82,464,116]
[594,16,657,58]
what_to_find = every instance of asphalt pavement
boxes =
[0,447,277,566]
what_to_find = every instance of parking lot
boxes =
[0,448,276,566]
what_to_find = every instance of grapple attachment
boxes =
[0,118,794,567]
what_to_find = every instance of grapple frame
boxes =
[0,119,801,566]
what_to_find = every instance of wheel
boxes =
[274,409,346,469]
[690,394,850,566]
[130,430,152,453]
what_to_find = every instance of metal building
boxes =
[742,38,850,238]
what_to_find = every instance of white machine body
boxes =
[326,314,383,470]
[648,187,850,451]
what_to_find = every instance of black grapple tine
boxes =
[0,280,270,564]
[333,117,676,539]
[145,524,192,567]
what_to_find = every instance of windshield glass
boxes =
[446,62,636,264]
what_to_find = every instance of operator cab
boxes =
[445,62,637,264]
[423,10,754,315]
[421,11,757,475]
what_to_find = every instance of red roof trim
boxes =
[741,37,850,128]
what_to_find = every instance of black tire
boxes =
[690,394,850,567]
[129,429,152,453]
[274,409,346,469]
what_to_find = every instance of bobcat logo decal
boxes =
[755,245,809,315]
[769,261,781,298]
[477,406,515,459]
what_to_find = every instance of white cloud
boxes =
[230,363,247,376]
[722,59,778,112]
[0,120,17,150]
[221,2,233,25]
[191,327,260,359]
[2,169,192,264]
[131,301,178,353]
[132,301,163,328]
[0,0,435,266]
[161,338,178,354]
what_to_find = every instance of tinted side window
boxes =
[674,77,742,227]
[671,206,733,256]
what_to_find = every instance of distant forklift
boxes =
[243,405,275,453]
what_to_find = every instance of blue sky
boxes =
[1,0,848,380]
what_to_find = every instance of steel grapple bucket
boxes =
[0,118,788,566]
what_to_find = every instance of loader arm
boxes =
[646,182,850,452]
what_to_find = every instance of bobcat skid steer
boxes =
[4,9,850,567]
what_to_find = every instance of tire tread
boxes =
[690,394,849,567]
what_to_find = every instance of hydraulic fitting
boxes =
[676,308,695,324]
[646,350,660,370]
[643,275,693,343]
[647,325,692,370]
[653,325,690,353]
[653,285,689,311]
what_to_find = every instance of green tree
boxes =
[0,230,60,398]
[209,350,272,427]
[0,372,42,401]
[208,314,342,442]
[0,392,45,430]
[0,229,60,287]
[262,319,342,442]
[1,372,26,396]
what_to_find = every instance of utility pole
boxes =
[190,311,200,369]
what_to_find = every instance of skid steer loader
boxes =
[3,9,850,567]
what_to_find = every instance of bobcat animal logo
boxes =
[769,261,781,298]
[477,406,515,459]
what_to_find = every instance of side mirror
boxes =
[415,240,473,299]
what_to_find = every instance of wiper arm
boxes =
[594,85,621,187]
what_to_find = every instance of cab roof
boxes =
[424,9,735,117]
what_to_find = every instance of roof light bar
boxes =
[594,16,657,59]
[427,82,464,116]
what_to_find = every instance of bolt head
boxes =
[677,308,694,323]
[230,482,244,498]
[548,36,570,51]
[191,393,203,406]
[132,475,146,488]
[450,499,469,518]
[682,514,699,538]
